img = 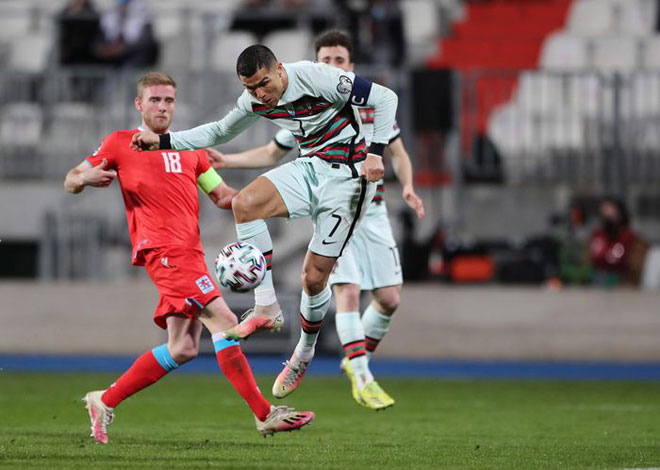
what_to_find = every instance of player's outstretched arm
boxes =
[64,159,117,194]
[205,140,289,170]
[387,137,425,219]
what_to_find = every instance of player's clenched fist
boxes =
[130,130,160,151]
[361,153,384,182]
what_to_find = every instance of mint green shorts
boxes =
[263,157,375,258]
[329,201,403,290]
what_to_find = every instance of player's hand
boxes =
[402,185,425,219]
[130,130,159,151]
[361,153,384,182]
[205,148,227,170]
[212,183,238,210]
[81,159,117,188]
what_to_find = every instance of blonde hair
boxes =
[137,71,177,97]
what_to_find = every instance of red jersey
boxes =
[589,227,639,274]
[86,129,212,265]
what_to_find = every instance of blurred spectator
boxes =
[96,0,158,67]
[556,201,592,285]
[58,0,102,65]
[338,0,405,66]
[589,197,648,286]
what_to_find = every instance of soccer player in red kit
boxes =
[64,72,313,444]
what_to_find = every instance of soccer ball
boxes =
[214,241,267,292]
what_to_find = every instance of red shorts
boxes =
[143,246,221,329]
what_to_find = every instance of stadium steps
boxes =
[426,0,572,143]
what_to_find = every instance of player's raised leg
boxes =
[272,251,334,398]
[84,315,202,444]
[225,176,289,340]
[201,296,314,435]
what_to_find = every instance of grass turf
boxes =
[1,372,659,469]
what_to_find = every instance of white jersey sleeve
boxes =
[389,121,401,143]
[297,61,398,155]
[360,81,398,154]
[273,129,297,150]
[169,92,259,150]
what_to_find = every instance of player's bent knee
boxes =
[231,191,256,223]
[301,269,327,296]
[168,343,199,364]
[374,287,401,315]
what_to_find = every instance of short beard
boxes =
[148,118,169,134]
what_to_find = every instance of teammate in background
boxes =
[130,45,398,401]
[63,72,314,444]
[205,31,425,410]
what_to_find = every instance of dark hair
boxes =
[601,196,630,226]
[314,30,353,62]
[236,45,278,77]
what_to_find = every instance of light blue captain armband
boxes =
[197,167,223,194]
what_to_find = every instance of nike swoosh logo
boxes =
[321,240,337,245]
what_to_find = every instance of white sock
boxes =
[236,220,276,306]
[362,304,392,360]
[295,287,332,362]
[336,311,373,389]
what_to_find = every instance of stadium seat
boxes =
[566,0,616,36]
[629,73,660,119]
[263,30,313,64]
[0,13,31,40]
[401,0,439,63]
[210,31,258,73]
[0,103,43,148]
[488,103,533,157]
[0,102,43,177]
[591,37,639,71]
[7,34,51,73]
[641,37,660,69]
[539,33,589,71]
[615,0,656,37]
[46,103,99,159]
[514,72,563,117]
[159,37,201,72]
[641,245,660,290]
[153,12,183,41]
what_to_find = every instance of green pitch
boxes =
[1,372,660,469]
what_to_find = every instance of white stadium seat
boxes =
[0,103,43,147]
[641,245,660,290]
[401,1,439,46]
[0,14,31,40]
[539,33,589,71]
[210,31,258,72]
[615,0,656,37]
[7,34,50,73]
[567,0,616,36]
[514,72,563,117]
[642,37,660,69]
[263,30,313,64]
[591,37,639,71]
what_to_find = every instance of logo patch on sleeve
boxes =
[196,275,215,294]
[337,75,353,94]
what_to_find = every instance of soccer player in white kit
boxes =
[206,31,425,410]
[131,45,398,400]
